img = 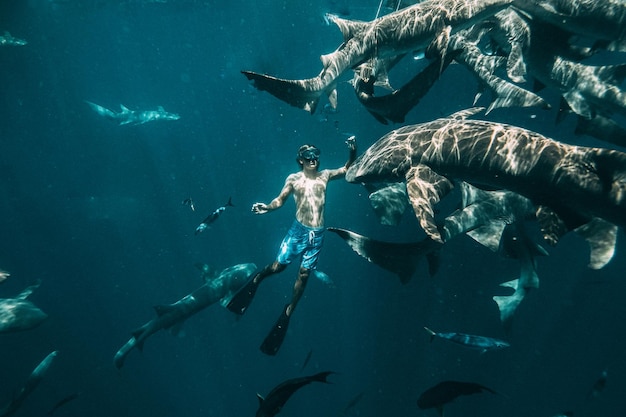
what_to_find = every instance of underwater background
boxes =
[1,1,625,416]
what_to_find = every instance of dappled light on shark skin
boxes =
[345,109,626,260]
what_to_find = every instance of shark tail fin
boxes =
[493,279,525,324]
[574,218,618,269]
[226,197,234,207]
[242,71,323,114]
[310,371,335,384]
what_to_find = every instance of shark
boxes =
[447,30,549,114]
[114,263,256,369]
[345,108,626,247]
[0,31,27,46]
[85,101,180,125]
[0,280,48,333]
[524,22,626,130]
[242,0,512,113]
[0,351,58,417]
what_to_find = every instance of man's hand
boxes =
[251,202,270,214]
[346,135,357,151]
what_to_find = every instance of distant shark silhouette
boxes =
[242,0,512,113]
[114,263,255,368]
[0,351,57,417]
[346,108,626,248]
[0,280,48,333]
[85,101,180,125]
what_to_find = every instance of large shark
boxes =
[242,0,512,113]
[114,263,256,369]
[0,351,58,417]
[85,101,180,125]
[0,280,48,333]
[345,108,626,246]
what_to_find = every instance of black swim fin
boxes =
[260,304,291,356]
[226,277,259,315]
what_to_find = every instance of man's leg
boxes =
[226,261,286,315]
[260,266,310,355]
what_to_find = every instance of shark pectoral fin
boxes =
[493,279,525,323]
[562,90,593,118]
[459,181,490,207]
[406,165,454,243]
[574,218,618,269]
[506,43,527,84]
[241,71,323,114]
[486,75,550,114]
[467,222,507,252]
[256,393,264,405]
[368,182,408,226]
[327,88,338,110]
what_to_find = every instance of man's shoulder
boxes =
[286,172,303,181]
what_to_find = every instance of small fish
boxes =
[340,391,364,416]
[424,326,509,352]
[300,349,312,372]
[417,380,496,416]
[587,369,607,399]
[182,197,195,211]
[255,371,334,417]
[195,197,234,235]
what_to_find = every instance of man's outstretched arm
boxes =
[329,136,357,179]
[251,176,294,214]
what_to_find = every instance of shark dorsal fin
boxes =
[256,393,264,404]
[16,279,42,299]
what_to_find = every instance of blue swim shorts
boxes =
[276,220,325,270]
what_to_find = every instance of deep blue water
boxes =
[1,1,625,416]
